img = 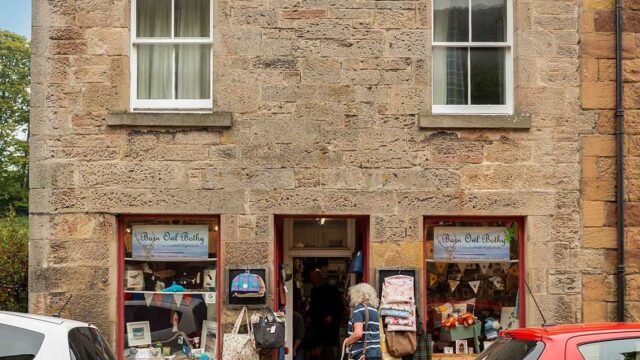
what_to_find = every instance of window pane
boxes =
[470,48,505,105]
[176,44,211,99]
[0,324,45,358]
[433,47,468,105]
[137,44,172,100]
[175,0,210,37]
[68,327,117,360]
[472,0,507,42]
[137,0,171,37]
[434,0,469,42]
[579,338,640,360]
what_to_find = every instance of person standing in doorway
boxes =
[308,268,344,360]
[344,283,381,360]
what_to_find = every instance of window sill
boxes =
[106,111,233,127]
[418,113,531,129]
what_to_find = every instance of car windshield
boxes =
[476,336,545,360]
[0,323,45,360]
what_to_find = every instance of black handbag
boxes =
[253,307,285,349]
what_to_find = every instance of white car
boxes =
[0,311,116,360]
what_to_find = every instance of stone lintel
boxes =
[419,113,532,129]
[107,112,233,127]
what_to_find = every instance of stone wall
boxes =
[30,0,591,350]
[580,0,640,322]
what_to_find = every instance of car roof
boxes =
[504,323,640,341]
[0,311,92,331]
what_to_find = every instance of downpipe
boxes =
[615,0,626,323]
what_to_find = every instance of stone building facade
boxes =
[28,0,634,358]
[580,0,640,322]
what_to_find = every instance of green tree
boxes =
[0,30,30,214]
[0,208,28,312]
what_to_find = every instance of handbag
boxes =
[381,322,402,360]
[222,307,259,360]
[253,307,286,349]
[385,330,416,357]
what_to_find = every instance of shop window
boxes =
[120,216,219,360]
[424,218,523,356]
[432,0,513,115]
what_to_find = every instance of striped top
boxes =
[347,304,382,358]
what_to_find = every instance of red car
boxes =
[475,323,640,360]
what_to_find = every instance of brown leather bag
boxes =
[385,330,417,357]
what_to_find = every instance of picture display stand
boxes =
[226,266,268,307]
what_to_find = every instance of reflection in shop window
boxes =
[425,218,523,355]
[121,217,219,360]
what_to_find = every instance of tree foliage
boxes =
[0,31,30,214]
[0,208,28,312]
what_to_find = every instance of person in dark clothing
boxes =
[307,269,344,360]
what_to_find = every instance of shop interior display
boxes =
[122,219,218,360]
[425,220,521,356]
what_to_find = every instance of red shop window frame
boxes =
[117,214,222,360]
[422,216,527,330]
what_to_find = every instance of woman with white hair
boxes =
[343,283,382,360]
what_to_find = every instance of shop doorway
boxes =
[275,216,369,360]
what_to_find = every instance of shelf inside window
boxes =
[124,290,216,295]
[426,259,519,264]
[125,257,217,262]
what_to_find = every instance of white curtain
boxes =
[137,0,171,100]
[137,0,210,100]
[432,0,468,105]
[176,0,210,99]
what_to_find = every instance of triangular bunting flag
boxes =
[458,263,468,273]
[429,273,438,287]
[449,279,460,292]
[468,280,481,294]
[500,262,510,273]
[435,263,447,274]
[144,293,153,307]
[173,293,184,307]
[508,265,519,277]
[479,263,490,274]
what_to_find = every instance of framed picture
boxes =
[125,270,143,290]
[455,340,468,354]
[126,321,151,347]
[204,269,216,290]
[444,347,454,354]
[201,320,218,357]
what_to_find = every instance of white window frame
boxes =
[431,0,513,115]
[130,0,214,111]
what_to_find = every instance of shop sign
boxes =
[132,224,209,259]
[433,226,511,261]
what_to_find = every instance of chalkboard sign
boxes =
[376,268,419,299]
[226,267,268,307]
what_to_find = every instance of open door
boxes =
[275,216,369,360]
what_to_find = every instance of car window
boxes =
[476,337,545,360]
[0,323,45,360]
[68,327,117,360]
[578,337,640,360]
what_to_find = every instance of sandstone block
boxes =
[301,58,341,83]
[86,28,128,55]
[584,227,617,248]
[585,0,615,10]
[583,135,617,156]
[582,82,616,109]
[281,9,327,19]
[584,201,607,227]
[584,275,616,301]
[582,33,636,59]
